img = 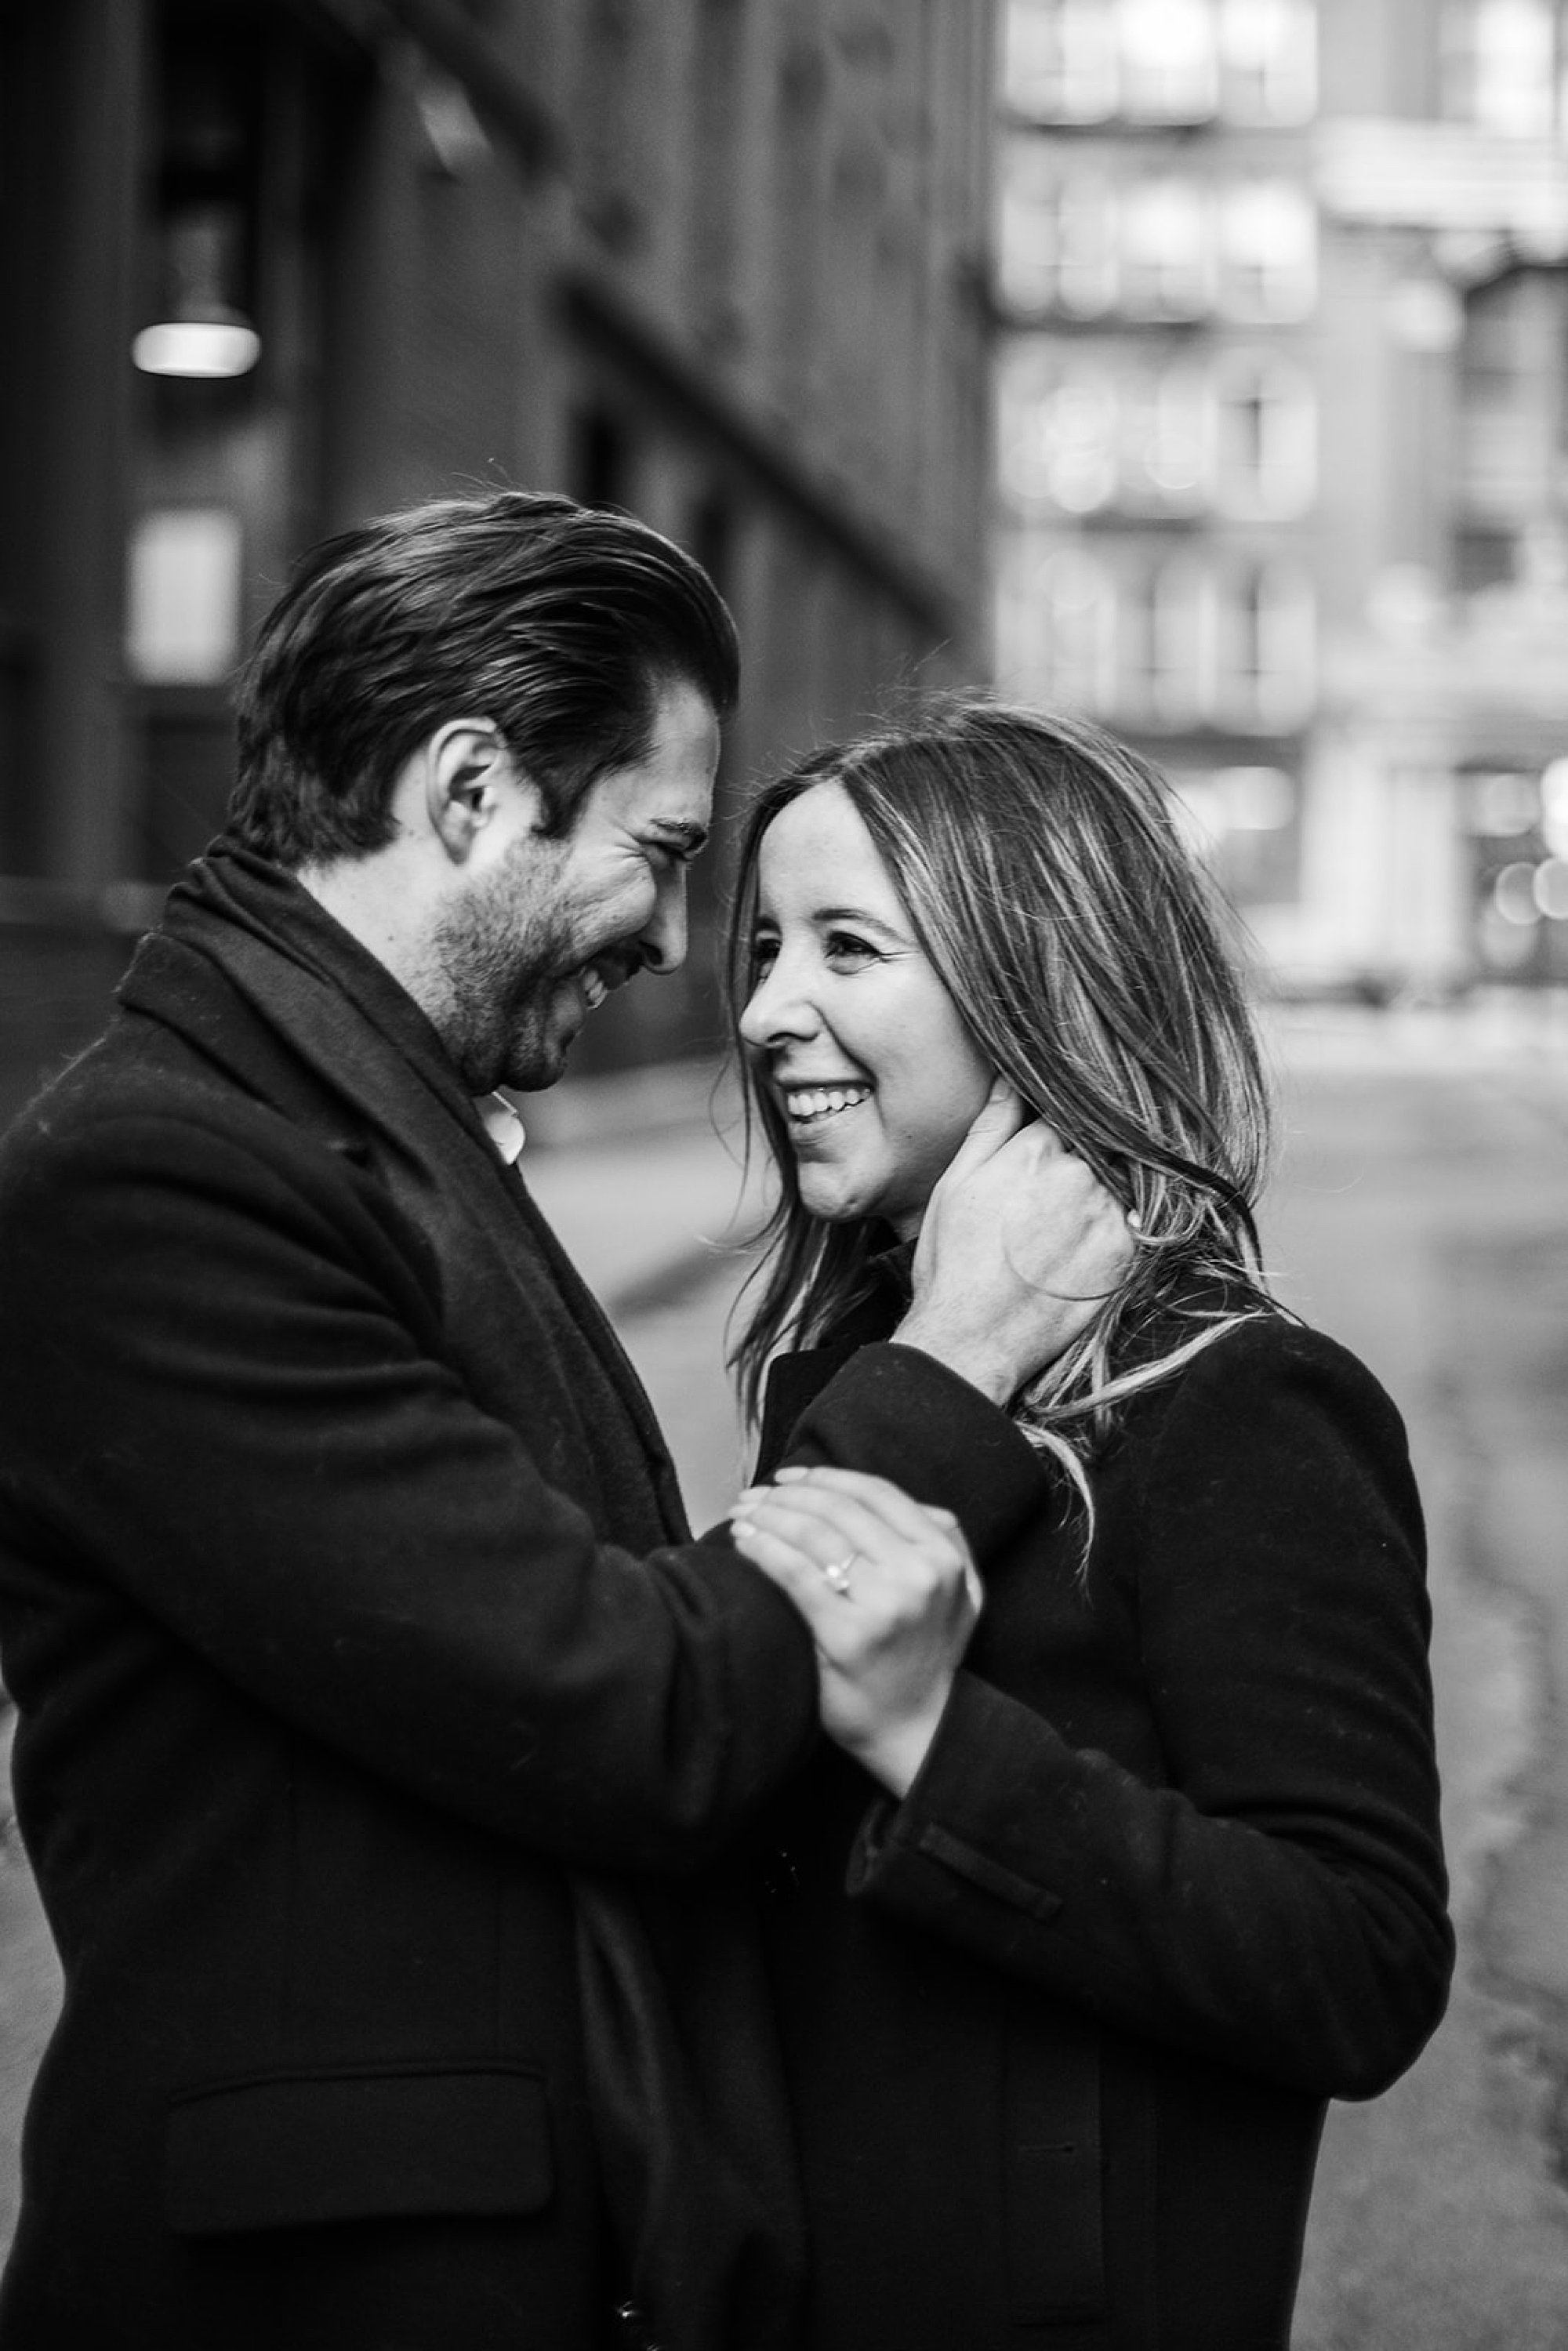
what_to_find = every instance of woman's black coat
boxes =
[751,1269,1454,2351]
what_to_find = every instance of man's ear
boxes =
[423,719,539,860]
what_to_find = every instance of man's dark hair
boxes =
[227,489,739,865]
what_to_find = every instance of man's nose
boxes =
[637,869,688,975]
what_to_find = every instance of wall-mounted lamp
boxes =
[132,202,260,379]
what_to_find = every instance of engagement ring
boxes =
[821,1553,857,1598]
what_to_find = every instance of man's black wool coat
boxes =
[0,852,1047,2350]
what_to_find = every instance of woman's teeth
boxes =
[580,966,608,1011]
[783,1084,870,1124]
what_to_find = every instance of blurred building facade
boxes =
[0,0,997,1108]
[994,0,1568,996]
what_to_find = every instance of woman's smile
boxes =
[779,1080,873,1132]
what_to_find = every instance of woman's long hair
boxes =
[721,696,1276,1526]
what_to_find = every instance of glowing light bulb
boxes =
[131,320,262,379]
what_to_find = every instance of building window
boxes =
[1042,546,1117,710]
[1457,274,1567,530]
[1216,182,1316,320]
[996,150,1118,316]
[1118,554,1213,725]
[997,535,1118,713]
[1149,556,1214,724]
[999,345,1316,523]
[1460,280,1543,521]
[1210,353,1316,514]
[1120,177,1211,317]
[1116,0,1218,121]
[1218,0,1316,123]
[1000,348,1214,517]
[999,544,1313,735]
[1216,560,1316,729]
[125,509,244,684]
[1003,0,1118,122]
[1119,364,1208,511]
[1444,0,1568,135]
[1002,0,1318,129]
[997,350,1120,513]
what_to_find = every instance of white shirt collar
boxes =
[477,1090,527,1165]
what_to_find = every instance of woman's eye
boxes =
[751,936,780,977]
[824,930,877,967]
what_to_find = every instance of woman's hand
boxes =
[896,1079,1135,1406]
[728,1464,980,1796]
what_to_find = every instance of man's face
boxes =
[429,678,720,1094]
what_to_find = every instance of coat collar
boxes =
[122,840,491,1153]
[119,841,684,1527]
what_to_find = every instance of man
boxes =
[0,492,1120,2349]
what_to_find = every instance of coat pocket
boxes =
[1004,2021,1105,2321]
[165,2059,553,2236]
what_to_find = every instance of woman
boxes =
[723,700,1452,2351]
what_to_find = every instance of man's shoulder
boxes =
[0,1007,368,1235]
[0,1009,443,1360]
[3,1010,252,1167]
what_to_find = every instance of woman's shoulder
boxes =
[1117,1279,1410,1460]
[1113,1282,1417,1530]
[1089,1286,1429,1638]
[1136,1268,1374,1373]
[1178,1288,1392,1391]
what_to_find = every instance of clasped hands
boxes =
[729,1464,979,1798]
[728,1085,1135,1795]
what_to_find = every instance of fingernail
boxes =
[774,1465,810,1482]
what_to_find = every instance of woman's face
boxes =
[739,780,993,1240]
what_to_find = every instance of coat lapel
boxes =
[120,868,688,1548]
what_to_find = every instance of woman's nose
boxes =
[739,952,818,1049]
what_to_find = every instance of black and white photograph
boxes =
[1,4,1566,2345]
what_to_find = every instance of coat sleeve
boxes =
[0,1099,818,1871]
[844,1318,1454,2099]
[762,1340,1051,1563]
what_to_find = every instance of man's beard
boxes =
[426,848,589,1095]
